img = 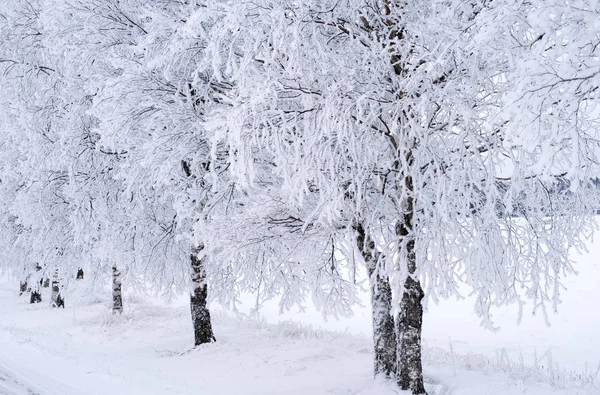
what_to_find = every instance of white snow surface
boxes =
[1,243,600,395]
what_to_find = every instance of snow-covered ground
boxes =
[1,243,599,394]
[246,243,600,379]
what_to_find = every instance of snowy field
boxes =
[1,242,599,395]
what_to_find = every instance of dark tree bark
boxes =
[76,268,84,280]
[397,275,425,393]
[112,265,123,314]
[30,290,41,303]
[181,161,215,345]
[355,222,397,378]
[190,244,215,346]
[395,164,427,395]
[29,263,43,304]
[51,269,64,308]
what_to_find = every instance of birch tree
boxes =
[0,0,75,295]
[198,1,600,393]
[49,0,229,344]
[1,1,599,393]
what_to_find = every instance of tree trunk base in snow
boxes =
[190,291,215,345]
[371,273,397,378]
[190,246,215,346]
[355,223,397,378]
[397,276,427,395]
[52,295,65,308]
[51,270,64,308]
[19,281,27,295]
[30,291,42,304]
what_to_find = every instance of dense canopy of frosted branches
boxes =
[0,1,599,390]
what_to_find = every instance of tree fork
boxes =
[355,222,397,378]
[190,244,215,346]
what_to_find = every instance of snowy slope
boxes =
[1,243,599,395]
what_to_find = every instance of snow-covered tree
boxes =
[47,0,231,344]
[0,0,72,294]
[1,1,599,393]
[197,1,600,393]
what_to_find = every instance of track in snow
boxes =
[0,354,83,395]
[0,364,40,395]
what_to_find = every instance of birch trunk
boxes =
[355,223,397,378]
[397,274,425,394]
[396,168,427,395]
[112,265,123,314]
[51,269,64,308]
[190,243,215,345]
[30,264,42,303]
[30,289,42,304]
[19,280,27,295]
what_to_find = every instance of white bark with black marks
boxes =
[30,264,42,304]
[397,275,425,394]
[396,167,426,395]
[51,269,64,308]
[19,280,27,296]
[354,223,397,378]
[190,243,215,346]
[112,265,123,314]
